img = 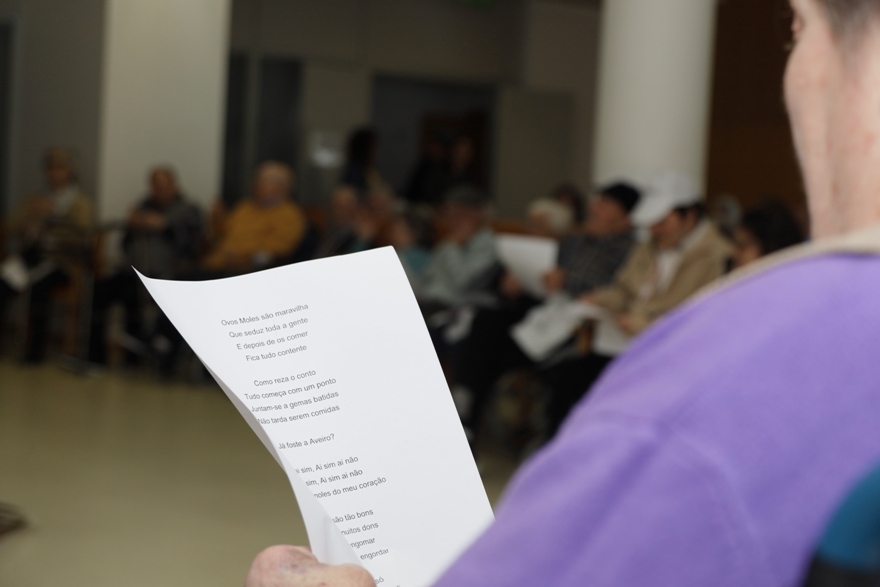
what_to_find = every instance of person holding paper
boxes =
[246,1,880,584]
[539,172,731,433]
[453,182,640,448]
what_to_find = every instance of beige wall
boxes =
[230,0,594,214]
[230,0,523,83]
[1,0,604,221]
[522,0,601,193]
[97,0,231,220]
[494,87,574,219]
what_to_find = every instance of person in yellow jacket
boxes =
[203,161,306,273]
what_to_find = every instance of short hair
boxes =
[256,161,295,194]
[149,165,177,183]
[739,201,805,256]
[818,0,880,41]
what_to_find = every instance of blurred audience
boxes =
[203,161,305,273]
[418,185,497,315]
[551,183,587,226]
[454,182,641,446]
[87,166,203,367]
[315,184,371,258]
[0,148,93,363]
[152,161,304,378]
[541,173,731,434]
[731,201,805,269]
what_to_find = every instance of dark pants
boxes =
[540,352,614,438]
[88,270,145,365]
[0,268,71,363]
[455,299,537,436]
[150,268,233,378]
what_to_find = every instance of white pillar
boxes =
[97,0,231,220]
[592,0,717,188]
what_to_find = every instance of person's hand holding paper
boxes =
[137,248,493,587]
[246,546,374,587]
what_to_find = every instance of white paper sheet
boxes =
[137,248,493,587]
[510,297,633,361]
[496,235,558,298]
[592,307,633,356]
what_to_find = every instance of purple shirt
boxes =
[434,253,880,587]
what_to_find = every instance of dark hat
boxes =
[598,182,641,214]
[444,184,489,207]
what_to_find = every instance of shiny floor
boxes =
[0,361,518,587]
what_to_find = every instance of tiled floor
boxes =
[0,362,517,587]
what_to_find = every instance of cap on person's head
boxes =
[598,182,641,214]
[631,172,701,227]
[444,185,489,208]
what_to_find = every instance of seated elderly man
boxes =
[248,0,880,584]
[540,173,731,431]
[0,148,93,363]
[87,166,203,367]
[453,182,640,445]
[203,161,306,273]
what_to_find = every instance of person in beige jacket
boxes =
[542,173,732,436]
[589,185,732,336]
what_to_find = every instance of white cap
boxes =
[630,172,701,227]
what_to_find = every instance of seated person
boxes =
[0,148,93,363]
[203,161,306,274]
[315,185,369,258]
[731,200,805,269]
[87,166,203,367]
[418,186,498,317]
[542,173,731,434]
[316,184,402,259]
[454,182,640,445]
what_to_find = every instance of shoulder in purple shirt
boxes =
[435,253,880,587]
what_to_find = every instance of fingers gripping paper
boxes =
[137,248,493,587]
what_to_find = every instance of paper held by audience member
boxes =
[511,296,632,361]
[136,248,494,587]
[496,235,558,298]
